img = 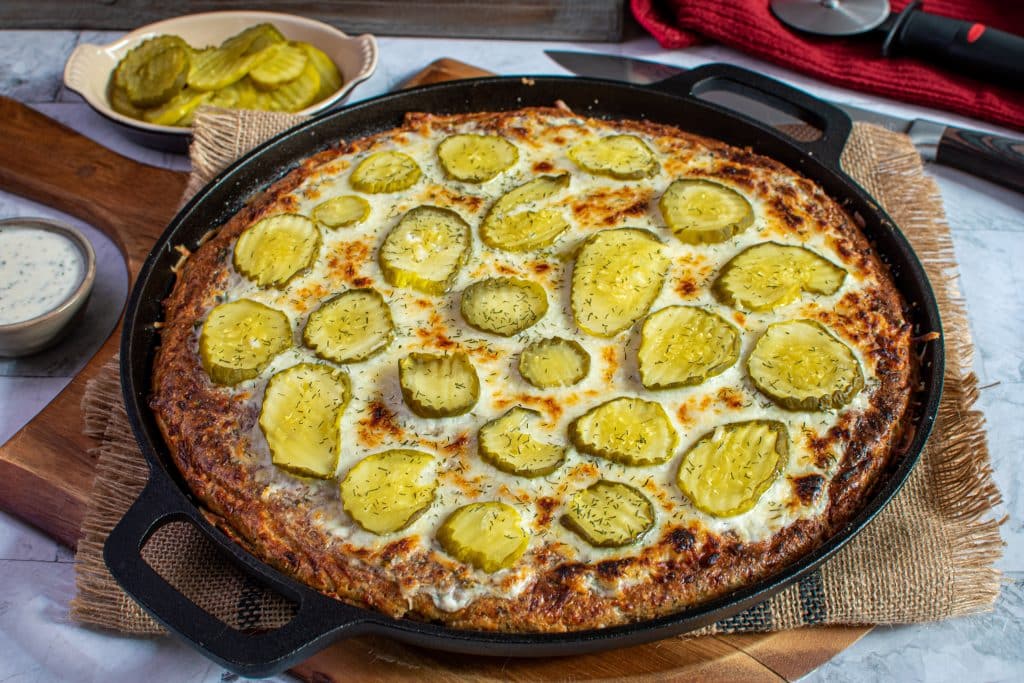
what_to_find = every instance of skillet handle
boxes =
[649,64,853,169]
[105,475,370,677]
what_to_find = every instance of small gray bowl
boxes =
[0,218,97,357]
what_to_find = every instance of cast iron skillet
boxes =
[110,64,945,677]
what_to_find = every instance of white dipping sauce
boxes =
[0,226,85,325]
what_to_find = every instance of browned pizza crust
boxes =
[150,108,915,632]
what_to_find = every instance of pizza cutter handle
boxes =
[105,475,372,677]
[881,1,1024,86]
[650,63,852,169]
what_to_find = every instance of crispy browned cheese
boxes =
[150,107,914,632]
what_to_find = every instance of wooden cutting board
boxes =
[0,58,869,681]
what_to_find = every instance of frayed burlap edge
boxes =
[70,117,1003,638]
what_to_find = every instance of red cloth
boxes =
[630,0,1024,130]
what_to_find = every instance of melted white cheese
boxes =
[208,113,885,611]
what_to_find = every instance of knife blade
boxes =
[545,50,1024,194]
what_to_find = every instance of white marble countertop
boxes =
[0,28,1021,683]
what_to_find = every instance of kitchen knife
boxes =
[546,50,1024,194]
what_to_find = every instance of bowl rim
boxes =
[0,217,98,332]
[63,10,378,137]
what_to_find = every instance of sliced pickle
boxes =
[480,174,570,251]
[460,277,548,336]
[260,363,351,479]
[140,87,213,126]
[478,408,565,477]
[713,242,847,312]
[199,299,291,385]
[187,24,285,91]
[568,135,659,180]
[437,134,519,183]
[108,80,144,119]
[350,151,421,193]
[570,397,678,466]
[570,228,669,337]
[233,214,320,288]
[379,206,470,295]
[303,288,393,363]
[208,77,264,110]
[518,337,590,389]
[638,306,740,390]
[206,79,243,108]
[659,179,754,244]
[249,43,308,89]
[677,420,789,517]
[399,352,480,418]
[186,46,262,92]
[265,62,320,112]
[437,502,528,573]
[227,23,287,54]
[297,42,343,100]
[563,480,655,547]
[747,320,864,411]
[115,35,190,108]
[312,195,370,228]
[340,449,436,534]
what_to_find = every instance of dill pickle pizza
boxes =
[151,107,914,632]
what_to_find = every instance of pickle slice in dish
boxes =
[350,151,422,193]
[518,337,590,389]
[115,35,190,108]
[438,134,519,183]
[379,206,470,295]
[199,299,291,386]
[140,87,212,126]
[568,135,659,180]
[571,228,669,337]
[260,363,351,479]
[480,174,570,251]
[265,62,320,112]
[638,306,740,390]
[340,449,436,534]
[187,23,285,91]
[460,277,548,336]
[249,43,308,89]
[747,320,864,411]
[478,408,565,478]
[296,42,343,100]
[714,242,847,312]
[437,502,528,573]
[399,352,480,418]
[303,288,394,363]
[677,420,789,517]
[571,397,678,466]
[233,214,320,288]
[563,480,655,547]
[659,179,754,244]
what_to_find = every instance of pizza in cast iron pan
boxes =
[151,106,913,631]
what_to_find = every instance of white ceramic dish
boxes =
[0,218,97,358]
[64,11,377,152]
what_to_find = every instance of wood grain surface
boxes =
[0,59,869,681]
[0,1,625,41]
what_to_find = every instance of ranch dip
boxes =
[0,225,85,325]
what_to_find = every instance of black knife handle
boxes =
[935,127,1024,193]
[882,1,1024,85]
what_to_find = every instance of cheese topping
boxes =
[200,112,890,612]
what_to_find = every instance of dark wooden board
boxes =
[0,58,869,681]
[0,1,624,41]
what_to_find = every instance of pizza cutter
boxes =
[770,0,1024,86]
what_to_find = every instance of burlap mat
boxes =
[71,107,1003,641]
